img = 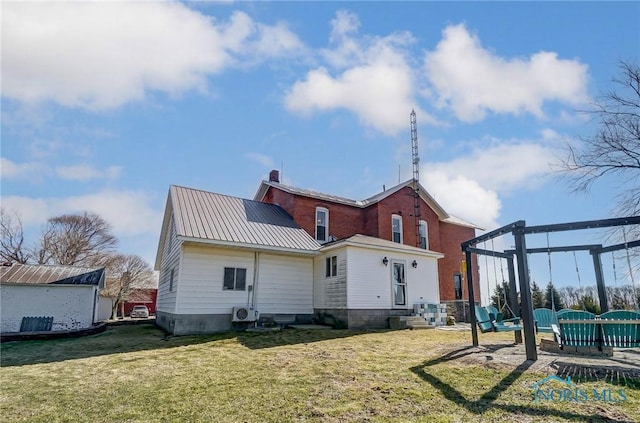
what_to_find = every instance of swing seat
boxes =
[533,308,559,334]
[485,305,520,325]
[475,306,522,333]
[599,310,640,348]
[557,310,596,347]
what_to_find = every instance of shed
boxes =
[0,263,105,333]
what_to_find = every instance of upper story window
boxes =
[315,207,329,243]
[419,220,428,249]
[392,214,403,244]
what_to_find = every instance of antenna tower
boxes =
[410,109,422,248]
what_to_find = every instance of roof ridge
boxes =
[172,184,278,207]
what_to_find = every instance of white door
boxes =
[392,261,407,307]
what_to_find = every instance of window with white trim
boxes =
[169,268,175,292]
[419,220,428,249]
[392,214,403,244]
[325,255,337,277]
[223,267,247,291]
[316,207,329,243]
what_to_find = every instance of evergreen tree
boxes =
[577,293,601,314]
[544,281,565,310]
[531,281,545,309]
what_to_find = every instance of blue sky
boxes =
[2,1,639,303]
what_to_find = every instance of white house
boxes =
[314,234,442,329]
[155,185,444,334]
[0,263,105,333]
[154,185,320,335]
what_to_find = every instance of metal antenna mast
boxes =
[410,109,422,248]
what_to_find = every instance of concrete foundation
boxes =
[442,300,471,323]
[314,308,410,329]
[155,311,314,335]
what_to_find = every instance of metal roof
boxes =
[169,185,321,253]
[320,234,444,258]
[254,179,481,229]
[0,263,104,285]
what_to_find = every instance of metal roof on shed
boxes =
[169,185,321,252]
[0,263,104,285]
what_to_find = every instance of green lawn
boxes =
[1,323,638,422]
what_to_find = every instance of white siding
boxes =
[157,215,181,313]
[178,245,254,314]
[1,284,98,333]
[406,256,440,306]
[255,253,313,314]
[313,249,347,309]
[346,247,440,309]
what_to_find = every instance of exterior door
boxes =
[392,261,406,307]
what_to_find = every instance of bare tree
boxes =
[101,254,156,319]
[0,208,30,264]
[561,61,640,216]
[560,61,640,287]
[33,211,117,266]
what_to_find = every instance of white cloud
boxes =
[55,165,122,181]
[59,191,161,236]
[0,196,50,226]
[2,3,304,110]
[1,190,161,238]
[285,11,433,135]
[424,24,589,122]
[423,171,501,231]
[421,133,564,230]
[426,141,559,193]
[0,157,45,180]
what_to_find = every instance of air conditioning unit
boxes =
[232,306,258,323]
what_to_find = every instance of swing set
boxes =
[461,216,640,361]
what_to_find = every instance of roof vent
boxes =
[269,170,280,183]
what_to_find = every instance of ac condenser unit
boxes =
[232,306,258,322]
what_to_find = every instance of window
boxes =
[325,255,337,277]
[223,267,247,291]
[454,273,463,300]
[419,220,429,249]
[316,207,328,242]
[392,262,406,306]
[392,214,403,244]
[169,268,175,292]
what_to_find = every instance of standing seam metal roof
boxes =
[0,263,104,285]
[170,185,321,251]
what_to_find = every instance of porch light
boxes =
[382,257,389,266]
[412,260,418,268]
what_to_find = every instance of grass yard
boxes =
[1,323,638,422]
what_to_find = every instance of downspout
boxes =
[251,251,259,309]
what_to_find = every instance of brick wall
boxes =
[438,222,480,302]
[262,184,480,303]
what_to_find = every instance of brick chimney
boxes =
[269,169,280,183]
